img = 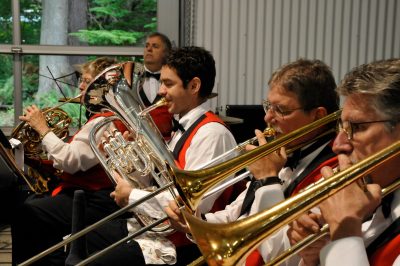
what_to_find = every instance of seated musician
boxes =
[165,58,340,266]
[287,58,400,266]
[82,46,238,265]
[11,57,125,265]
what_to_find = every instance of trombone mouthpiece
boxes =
[264,127,276,138]
[139,97,168,116]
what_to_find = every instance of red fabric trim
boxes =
[52,112,126,196]
[291,156,338,196]
[370,234,400,266]
[149,105,173,141]
[166,231,193,247]
[246,156,338,266]
[176,111,225,169]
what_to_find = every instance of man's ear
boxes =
[314,107,328,120]
[188,77,201,95]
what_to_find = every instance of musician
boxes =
[12,57,124,265]
[139,32,174,140]
[83,46,237,265]
[288,59,400,266]
[165,58,340,266]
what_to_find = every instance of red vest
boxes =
[167,111,241,247]
[246,143,338,266]
[52,112,126,196]
[370,234,400,266]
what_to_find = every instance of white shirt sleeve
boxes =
[320,237,370,266]
[204,184,249,223]
[185,122,237,213]
[41,116,105,174]
[127,120,236,219]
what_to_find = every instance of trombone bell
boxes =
[183,140,400,266]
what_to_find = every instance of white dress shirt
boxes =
[41,116,106,173]
[320,189,400,266]
[204,141,331,266]
[142,66,160,103]
[126,101,237,264]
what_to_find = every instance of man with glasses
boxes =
[166,58,340,265]
[287,59,400,266]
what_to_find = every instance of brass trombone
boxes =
[20,108,340,265]
[181,140,400,266]
[266,176,400,266]
[168,110,341,211]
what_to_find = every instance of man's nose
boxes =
[332,131,353,155]
[158,84,166,95]
[264,109,275,124]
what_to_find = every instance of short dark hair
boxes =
[269,58,339,114]
[164,46,216,99]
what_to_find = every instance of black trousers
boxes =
[11,188,120,266]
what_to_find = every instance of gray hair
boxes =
[337,58,400,127]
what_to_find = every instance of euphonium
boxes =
[83,62,179,231]
[10,94,81,193]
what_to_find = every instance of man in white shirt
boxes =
[84,46,237,265]
[138,32,174,140]
[287,58,400,266]
[165,58,340,266]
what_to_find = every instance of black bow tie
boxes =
[171,118,185,133]
[285,149,302,170]
[144,71,160,80]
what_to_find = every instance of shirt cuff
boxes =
[320,237,369,266]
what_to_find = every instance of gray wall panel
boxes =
[191,0,400,112]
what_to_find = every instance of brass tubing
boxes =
[182,140,400,266]
[169,110,341,211]
[266,177,400,266]
[18,183,174,266]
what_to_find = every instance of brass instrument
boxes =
[21,102,339,265]
[168,110,341,211]
[265,177,400,266]
[10,94,81,193]
[182,140,400,266]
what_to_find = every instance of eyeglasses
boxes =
[78,77,92,85]
[336,118,397,140]
[262,100,303,118]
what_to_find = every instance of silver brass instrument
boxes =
[10,94,80,193]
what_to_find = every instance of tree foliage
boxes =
[72,0,157,45]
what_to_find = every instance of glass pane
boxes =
[21,0,158,46]
[0,55,13,126]
[0,0,12,44]
[0,54,136,129]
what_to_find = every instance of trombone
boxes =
[265,174,400,266]
[19,108,340,265]
[169,110,341,211]
[182,140,400,266]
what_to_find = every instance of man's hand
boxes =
[319,154,382,240]
[246,129,287,178]
[164,200,190,233]
[110,172,134,207]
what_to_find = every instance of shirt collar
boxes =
[176,101,211,131]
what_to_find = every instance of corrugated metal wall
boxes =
[191,0,400,112]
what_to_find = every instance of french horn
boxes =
[10,95,80,193]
